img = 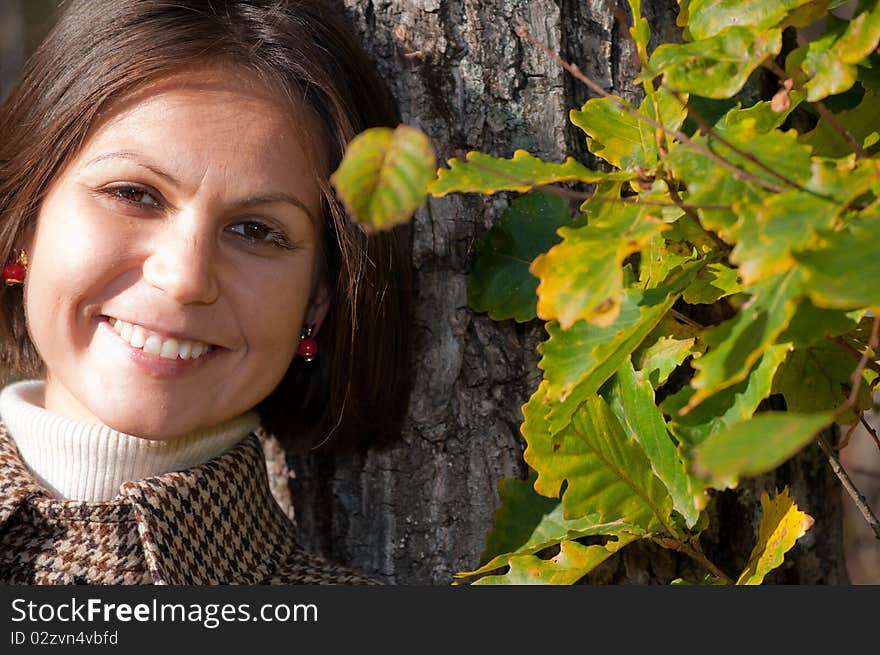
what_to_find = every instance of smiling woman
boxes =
[0,0,412,585]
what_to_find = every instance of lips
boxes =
[108,318,214,360]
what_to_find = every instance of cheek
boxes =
[237,267,314,361]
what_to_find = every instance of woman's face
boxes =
[24,66,328,439]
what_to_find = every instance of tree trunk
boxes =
[290,0,851,585]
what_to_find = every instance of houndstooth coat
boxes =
[0,425,376,585]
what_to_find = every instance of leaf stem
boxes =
[515,28,789,195]
[653,536,735,584]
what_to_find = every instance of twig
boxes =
[669,308,704,330]
[833,337,880,377]
[663,86,813,195]
[514,28,789,195]
[823,316,880,539]
[451,151,735,211]
[834,316,880,418]
[762,59,868,159]
[653,537,735,584]
[664,173,731,252]
[817,434,880,540]
[860,415,880,451]
[533,183,732,211]
[838,418,860,450]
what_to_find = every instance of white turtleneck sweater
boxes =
[0,380,260,502]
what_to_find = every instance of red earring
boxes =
[3,250,27,286]
[297,324,318,362]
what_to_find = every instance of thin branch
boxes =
[817,434,880,540]
[860,415,880,451]
[833,336,880,377]
[669,308,704,330]
[824,317,880,540]
[451,150,734,211]
[834,316,880,419]
[653,537,735,584]
[514,28,789,195]
[664,173,731,253]
[838,418,860,450]
[533,183,732,211]
[762,59,869,159]
[664,86,813,195]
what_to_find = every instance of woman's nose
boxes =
[141,217,220,305]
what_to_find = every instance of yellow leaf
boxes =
[736,487,814,585]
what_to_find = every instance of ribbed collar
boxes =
[0,380,259,501]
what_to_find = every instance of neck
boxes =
[0,380,260,501]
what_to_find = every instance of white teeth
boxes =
[130,325,146,349]
[109,318,211,360]
[159,338,180,360]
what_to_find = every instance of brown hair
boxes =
[0,0,413,453]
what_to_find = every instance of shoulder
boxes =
[265,548,382,585]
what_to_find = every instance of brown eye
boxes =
[105,185,160,207]
[227,220,293,249]
[239,222,271,240]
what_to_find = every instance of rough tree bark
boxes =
[290,0,850,585]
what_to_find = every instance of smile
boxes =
[109,318,214,360]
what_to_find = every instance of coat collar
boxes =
[0,425,298,584]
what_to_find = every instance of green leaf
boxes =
[794,2,880,101]
[634,331,696,389]
[800,91,880,157]
[772,341,872,422]
[685,270,802,412]
[628,0,652,68]
[524,392,674,531]
[804,155,880,204]
[472,535,638,585]
[667,119,813,242]
[535,270,698,437]
[468,191,571,322]
[531,202,667,328]
[638,233,693,289]
[570,88,688,169]
[430,150,627,197]
[776,298,859,347]
[460,475,644,579]
[687,0,816,40]
[682,262,743,304]
[736,487,815,585]
[730,191,839,286]
[646,27,782,98]
[723,94,805,134]
[794,205,880,311]
[605,359,700,528]
[692,411,834,488]
[664,344,791,448]
[330,125,435,230]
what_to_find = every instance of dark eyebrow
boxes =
[85,151,318,223]
[235,193,317,223]
[86,150,180,186]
